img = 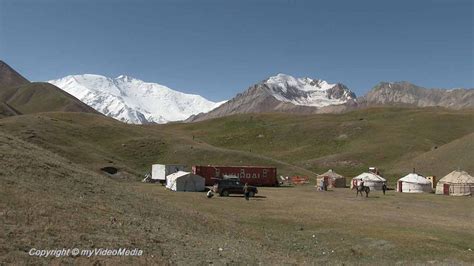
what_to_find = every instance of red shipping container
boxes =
[192,165,278,186]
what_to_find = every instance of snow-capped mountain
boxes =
[188,73,356,122]
[264,74,355,107]
[48,74,226,124]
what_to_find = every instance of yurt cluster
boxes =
[351,168,474,196]
[320,167,474,196]
[396,170,474,196]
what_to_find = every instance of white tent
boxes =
[435,170,474,196]
[397,173,432,193]
[166,171,205,192]
[351,172,386,191]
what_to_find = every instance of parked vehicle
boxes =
[212,178,258,197]
[192,165,278,186]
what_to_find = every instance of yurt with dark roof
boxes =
[316,169,346,188]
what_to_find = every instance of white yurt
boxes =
[351,172,386,191]
[435,170,474,196]
[166,171,205,192]
[397,173,432,193]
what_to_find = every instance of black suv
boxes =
[212,179,258,197]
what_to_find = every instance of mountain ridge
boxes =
[188,73,356,122]
[190,78,474,122]
[360,81,474,109]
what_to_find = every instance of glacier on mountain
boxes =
[264,73,355,107]
[48,74,225,124]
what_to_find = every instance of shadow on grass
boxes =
[223,195,268,199]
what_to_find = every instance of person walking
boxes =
[382,182,387,195]
[244,183,250,201]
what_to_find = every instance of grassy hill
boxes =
[163,107,474,180]
[394,132,474,177]
[0,82,99,115]
[0,107,473,184]
[0,112,315,179]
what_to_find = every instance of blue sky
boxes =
[1,0,472,101]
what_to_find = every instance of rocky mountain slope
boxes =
[49,74,225,124]
[0,60,29,88]
[362,81,474,109]
[188,74,356,122]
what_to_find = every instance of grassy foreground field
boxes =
[1,130,473,264]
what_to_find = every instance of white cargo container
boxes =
[151,164,186,182]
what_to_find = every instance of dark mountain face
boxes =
[363,82,474,109]
[0,60,30,88]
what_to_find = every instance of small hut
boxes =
[435,170,474,196]
[316,169,346,188]
[351,172,386,191]
[397,173,432,193]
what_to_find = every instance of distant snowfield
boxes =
[48,74,226,124]
[264,73,354,107]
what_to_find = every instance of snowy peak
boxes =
[48,75,225,124]
[265,73,335,92]
[263,74,356,107]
